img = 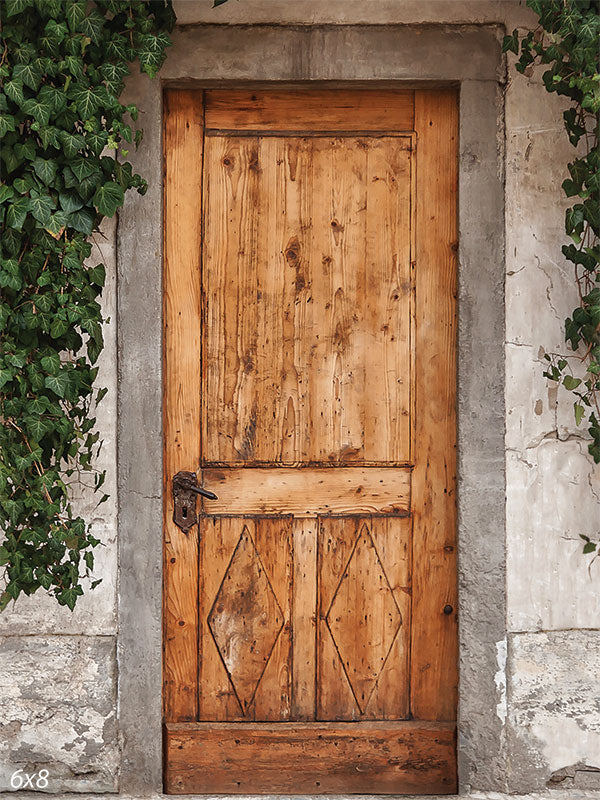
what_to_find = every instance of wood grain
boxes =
[163,89,203,722]
[205,88,415,132]
[291,518,317,719]
[202,135,413,464]
[201,467,411,516]
[164,87,458,791]
[317,516,411,720]
[164,721,457,794]
[410,88,459,720]
[198,517,293,721]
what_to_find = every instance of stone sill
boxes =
[2,792,600,800]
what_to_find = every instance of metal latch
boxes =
[172,471,218,534]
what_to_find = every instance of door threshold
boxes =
[164,721,456,795]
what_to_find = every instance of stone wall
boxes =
[1,1,599,795]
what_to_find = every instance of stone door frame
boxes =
[117,23,506,795]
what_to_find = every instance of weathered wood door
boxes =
[163,87,458,795]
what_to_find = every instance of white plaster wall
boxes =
[1,0,599,794]
[502,18,600,788]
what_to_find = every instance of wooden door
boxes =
[163,87,458,795]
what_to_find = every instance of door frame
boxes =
[116,24,505,796]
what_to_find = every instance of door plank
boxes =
[198,517,244,720]
[163,89,203,722]
[164,721,457,794]
[363,136,413,461]
[366,515,412,719]
[201,466,411,516]
[291,518,318,720]
[205,88,415,132]
[252,516,293,720]
[309,137,366,462]
[202,136,261,464]
[255,137,312,463]
[410,88,459,720]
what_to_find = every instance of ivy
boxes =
[503,0,600,559]
[0,0,175,610]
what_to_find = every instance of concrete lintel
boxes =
[117,24,506,796]
[163,24,503,84]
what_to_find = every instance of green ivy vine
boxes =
[504,0,600,559]
[0,0,175,609]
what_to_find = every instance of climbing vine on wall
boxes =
[504,0,600,557]
[0,0,175,609]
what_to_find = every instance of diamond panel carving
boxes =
[326,523,402,713]
[208,526,284,714]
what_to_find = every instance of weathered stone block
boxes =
[507,441,600,632]
[507,630,600,792]
[0,636,118,793]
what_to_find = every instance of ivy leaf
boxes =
[502,29,520,54]
[0,369,14,389]
[70,155,97,181]
[12,62,42,91]
[0,185,15,204]
[44,373,70,398]
[85,130,109,156]
[58,585,83,610]
[29,193,55,225]
[87,263,105,287]
[4,80,25,105]
[32,157,59,185]
[59,190,84,214]
[93,181,124,217]
[45,210,68,236]
[58,130,85,158]
[563,375,582,391]
[66,0,86,31]
[38,126,60,150]
[583,541,597,554]
[22,97,52,126]
[100,61,130,94]
[72,86,104,119]
[81,10,105,45]
[14,140,36,161]
[6,197,30,231]
[41,353,61,374]
[63,55,84,80]
[70,207,95,234]
[0,114,16,137]
[24,415,52,441]
[39,85,68,116]
[6,0,34,15]
[49,316,69,338]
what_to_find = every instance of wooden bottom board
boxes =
[164,721,457,794]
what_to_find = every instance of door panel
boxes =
[317,516,411,720]
[198,516,293,721]
[163,87,458,794]
[202,134,412,465]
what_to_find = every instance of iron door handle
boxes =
[187,485,218,501]
[172,470,218,533]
